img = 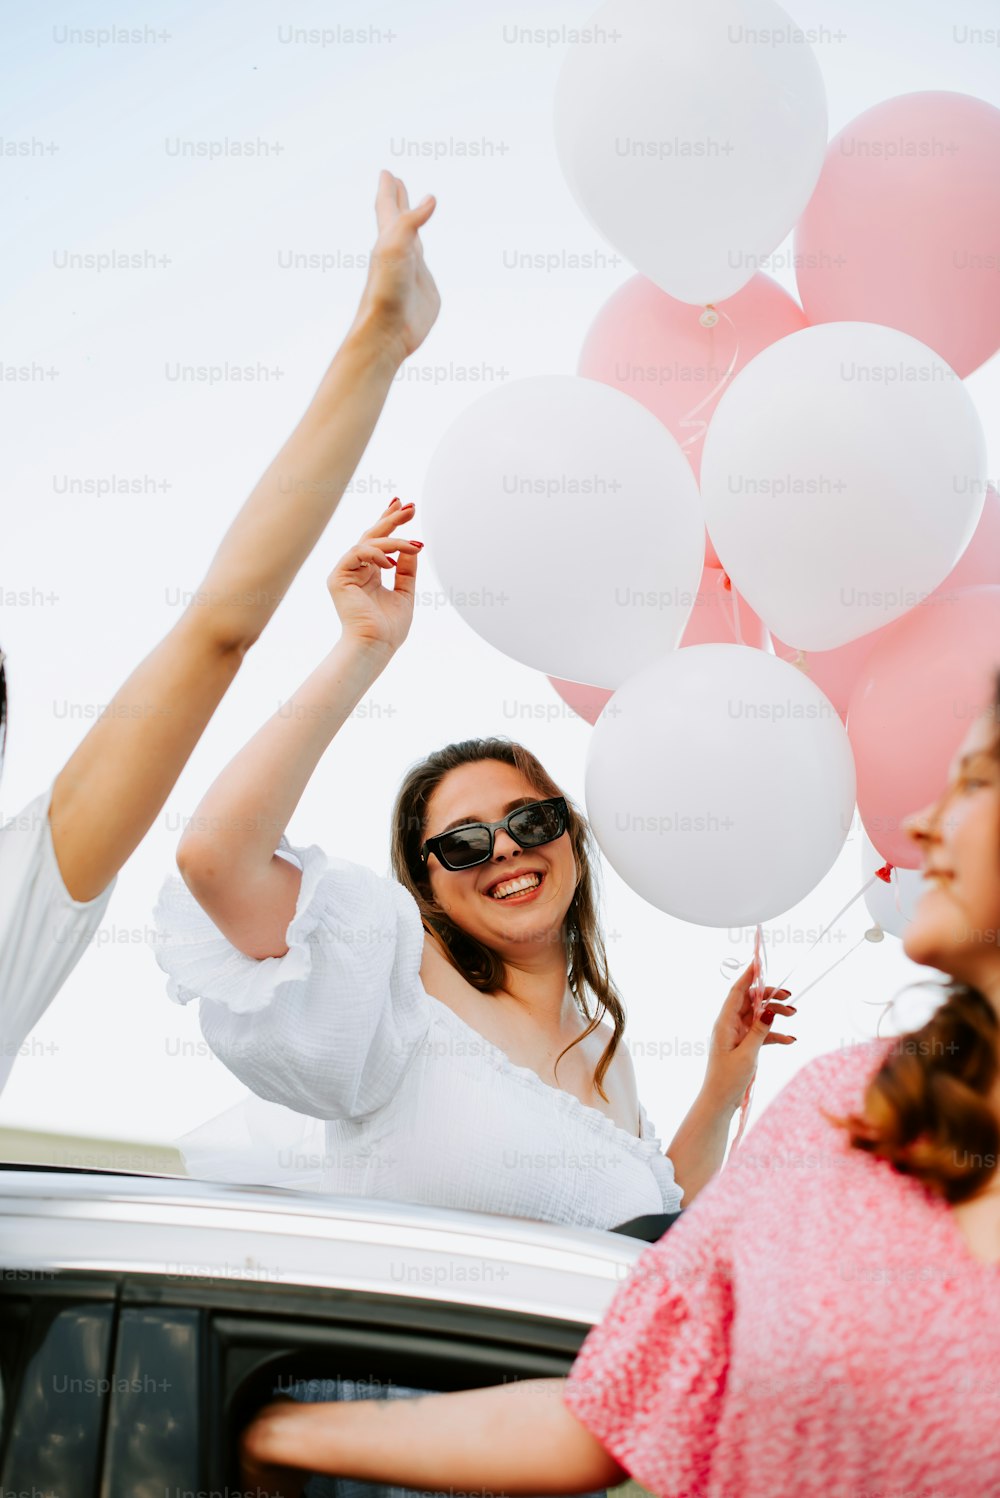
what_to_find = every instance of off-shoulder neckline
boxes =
[419,988,664,1157]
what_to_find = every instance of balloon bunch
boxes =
[420,0,1000,939]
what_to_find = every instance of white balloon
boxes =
[553,0,828,305]
[700,322,988,650]
[585,644,856,925]
[861,830,927,939]
[420,376,705,688]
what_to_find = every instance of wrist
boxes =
[343,306,408,373]
[337,633,395,672]
[326,635,397,700]
[697,1074,742,1119]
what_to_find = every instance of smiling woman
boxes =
[154,723,687,1229]
[152,501,796,1233]
[399,752,626,1104]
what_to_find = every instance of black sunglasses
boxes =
[420,795,569,871]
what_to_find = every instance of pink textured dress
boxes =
[564,1035,1000,1497]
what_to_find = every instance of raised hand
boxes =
[327,496,423,656]
[702,958,797,1113]
[350,170,441,362]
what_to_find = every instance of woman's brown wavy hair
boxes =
[828,671,1000,1204]
[388,737,625,1100]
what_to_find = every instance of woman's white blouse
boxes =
[152,837,683,1229]
[0,782,115,1096]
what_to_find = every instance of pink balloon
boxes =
[548,567,766,725]
[682,569,766,650]
[768,632,874,726]
[548,676,610,728]
[578,272,808,567]
[796,91,1000,378]
[938,484,1000,592]
[848,586,1000,868]
[771,485,1000,721]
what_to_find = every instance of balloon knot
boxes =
[721,572,732,592]
[874,862,894,884]
[699,305,719,328]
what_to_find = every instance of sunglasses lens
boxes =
[439,827,492,868]
[509,801,563,845]
[433,800,564,869]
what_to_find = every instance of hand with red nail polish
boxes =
[699,958,800,1116]
[325,496,424,657]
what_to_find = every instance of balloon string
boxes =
[726,873,880,1160]
[731,930,871,1158]
[731,587,745,647]
[770,872,881,994]
[776,930,869,1007]
[677,304,741,454]
[730,1090,754,1154]
[729,922,767,1154]
[891,867,907,921]
[680,303,742,646]
[716,570,746,647]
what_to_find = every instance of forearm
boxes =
[243,1380,627,1494]
[50,324,400,902]
[190,314,403,652]
[48,175,434,906]
[50,611,248,901]
[667,1085,737,1207]
[181,635,392,874]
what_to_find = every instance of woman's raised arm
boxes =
[175,499,422,959]
[47,171,438,902]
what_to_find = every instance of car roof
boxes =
[0,1167,648,1324]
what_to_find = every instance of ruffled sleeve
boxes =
[152,837,431,1121]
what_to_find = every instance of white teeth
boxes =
[488,873,542,900]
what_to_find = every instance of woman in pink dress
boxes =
[240,673,1000,1496]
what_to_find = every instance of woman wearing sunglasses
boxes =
[0,171,437,1098]
[238,678,1000,1496]
[153,498,795,1231]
